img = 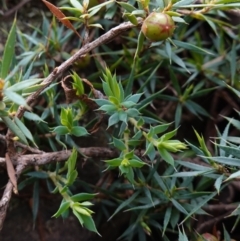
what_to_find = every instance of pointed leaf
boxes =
[81,215,101,235]
[2,116,28,145]
[14,117,36,145]
[1,18,16,79]
[108,191,140,220]
[53,201,71,218]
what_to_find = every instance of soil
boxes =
[0,197,92,241]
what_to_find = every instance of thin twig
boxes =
[196,213,229,233]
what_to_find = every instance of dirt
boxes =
[0,196,92,241]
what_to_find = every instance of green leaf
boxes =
[108,190,141,220]
[121,101,136,108]
[124,13,138,25]
[8,78,43,92]
[24,111,46,123]
[88,0,114,12]
[67,170,78,186]
[170,207,180,229]
[158,148,174,166]
[113,137,126,151]
[60,186,69,195]
[81,215,101,235]
[165,41,172,63]
[219,121,231,157]
[144,142,156,161]
[126,108,140,117]
[136,88,167,110]
[178,227,189,241]
[168,171,206,177]
[32,180,39,226]
[172,0,195,7]
[14,117,36,145]
[180,191,217,225]
[175,103,182,128]
[176,160,213,171]
[223,224,231,241]
[163,206,172,236]
[109,96,120,105]
[119,164,130,175]
[71,193,96,202]
[53,201,71,218]
[173,40,214,55]
[125,93,142,103]
[2,116,28,145]
[105,158,122,167]
[73,209,84,226]
[71,126,89,137]
[67,148,77,173]
[108,112,119,127]
[98,104,117,113]
[117,1,137,12]
[126,199,161,211]
[171,198,188,215]
[102,81,114,97]
[60,108,73,128]
[214,174,224,195]
[125,31,145,97]
[88,23,104,29]
[153,172,167,191]
[0,109,9,117]
[202,15,218,36]
[103,69,121,100]
[134,31,145,60]
[153,123,171,135]
[171,52,190,73]
[225,170,240,181]
[125,167,134,183]
[26,171,49,179]
[209,156,240,167]
[94,99,112,106]
[185,100,210,117]
[1,18,16,79]
[223,116,240,130]
[217,144,240,159]
[129,159,145,168]
[160,128,178,141]
[4,89,30,109]
[170,69,181,95]
[70,0,83,12]
[52,126,69,135]
[144,187,154,207]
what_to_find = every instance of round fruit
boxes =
[141,12,175,42]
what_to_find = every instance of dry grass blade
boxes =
[42,0,82,39]
[5,153,18,194]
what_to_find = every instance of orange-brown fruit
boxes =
[141,12,175,42]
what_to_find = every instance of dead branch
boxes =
[0,148,119,167]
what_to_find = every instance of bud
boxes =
[158,140,187,152]
[141,12,175,42]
